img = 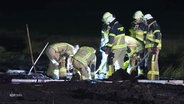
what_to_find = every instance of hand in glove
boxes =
[105,47,111,54]
[101,46,111,54]
[152,47,157,54]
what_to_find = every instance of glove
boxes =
[101,46,111,54]
[105,47,111,54]
[152,47,157,54]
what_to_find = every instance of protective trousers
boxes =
[146,49,160,80]
[98,52,108,79]
[106,48,126,78]
[72,59,89,80]
[46,47,67,78]
[137,50,146,76]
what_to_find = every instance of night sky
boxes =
[0,0,183,38]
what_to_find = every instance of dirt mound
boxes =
[1,73,184,104]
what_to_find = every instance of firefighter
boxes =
[124,36,143,75]
[71,46,96,80]
[129,10,148,76]
[143,14,162,80]
[101,12,127,78]
[46,42,79,79]
[97,24,110,79]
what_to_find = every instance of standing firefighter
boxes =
[97,24,110,79]
[46,42,79,79]
[101,12,127,78]
[144,14,162,80]
[129,10,148,76]
[72,46,96,80]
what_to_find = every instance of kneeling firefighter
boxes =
[71,46,97,80]
[46,42,79,79]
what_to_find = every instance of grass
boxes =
[160,39,184,79]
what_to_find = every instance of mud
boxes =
[1,34,184,104]
[0,72,184,104]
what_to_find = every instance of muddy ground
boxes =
[1,71,184,104]
[1,34,184,104]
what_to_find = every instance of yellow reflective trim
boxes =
[143,31,147,34]
[73,47,94,67]
[138,69,143,75]
[59,67,67,73]
[148,70,159,75]
[74,56,87,67]
[153,30,160,34]
[112,44,127,49]
[106,65,114,77]
[147,70,159,80]
[124,60,130,69]
[151,54,155,72]
[51,43,72,52]
[106,43,112,47]
[118,27,124,31]
[117,35,122,45]
[154,39,160,43]
[109,33,116,37]
[145,44,154,48]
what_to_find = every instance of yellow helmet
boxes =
[102,12,115,25]
[133,10,143,19]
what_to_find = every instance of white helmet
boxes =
[133,10,143,19]
[102,12,116,25]
[144,14,153,20]
[73,45,79,54]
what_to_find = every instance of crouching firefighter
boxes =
[101,12,127,78]
[124,36,144,76]
[144,14,162,80]
[46,42,79,79]
[71,46,97,80]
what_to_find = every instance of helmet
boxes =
[144,14,153,20]
[102,12,115,25]
[133,10,143,19]
[73,45,79,54]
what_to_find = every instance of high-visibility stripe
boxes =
[112,44,127,49]
[73,47,94,67]
[118,27,124,31]
[51,43,73,52]
[106,43,113,47]
[153,30,160,34]
[109,33,116,37]
[59,67,67,73]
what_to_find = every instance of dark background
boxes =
[0,0,183,38]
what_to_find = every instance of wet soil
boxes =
[1,72,184,104]
[1,33,184,104]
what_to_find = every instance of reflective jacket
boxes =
[49,43,74,56]
[106,21,127,50]
[125,36,143,57]
[73,46,96,68]
[145,19,162,49]
[129,19,148,43]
